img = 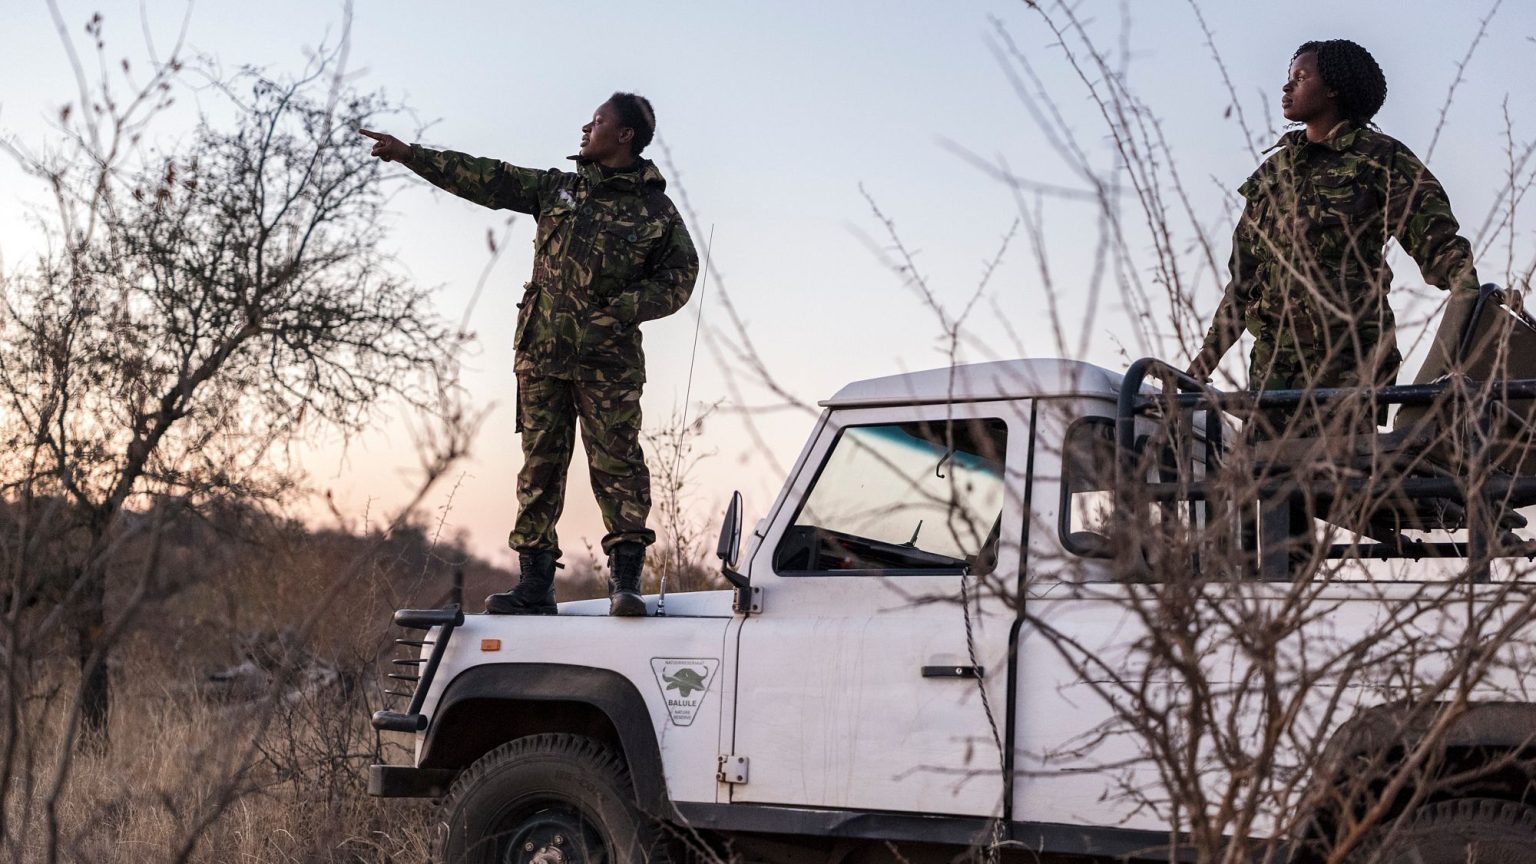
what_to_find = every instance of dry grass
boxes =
[0,493,725,864]
[0,508,477,864]
[8,667,432,863]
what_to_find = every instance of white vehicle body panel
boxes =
[1015,580,1536,834]
[417,608,734,805]
[822,358,1126,408]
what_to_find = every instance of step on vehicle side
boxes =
[370,286,1536,864]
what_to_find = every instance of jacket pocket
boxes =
[577,304,635,364]
[535,203,574,254]
[1311,171,1375,226]
[514,281,538,352]
[593,220,667,289]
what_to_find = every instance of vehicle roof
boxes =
[821,359,1127,408]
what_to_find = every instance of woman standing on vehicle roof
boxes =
[1187,38,1481,435]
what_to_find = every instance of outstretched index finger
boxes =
[358,128,385,141]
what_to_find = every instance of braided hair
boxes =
[1293,39,1388,127]
[607,91,656,155]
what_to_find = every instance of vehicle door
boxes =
[725,400,1029,817]
[1014,396,1225,832]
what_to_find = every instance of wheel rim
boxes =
[498,803,608,864]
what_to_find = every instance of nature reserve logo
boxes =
[649,658,719,726]
[664,667,707,697]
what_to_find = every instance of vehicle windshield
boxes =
[774,418,1008,573]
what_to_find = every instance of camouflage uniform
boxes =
[1199,124,1480,434]
[404,145,698,554]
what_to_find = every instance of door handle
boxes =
[921,665,983,679]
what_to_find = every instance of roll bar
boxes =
[1112,354,1536,580]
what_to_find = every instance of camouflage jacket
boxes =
[405,145,699,383]
[1199,124,1480,390]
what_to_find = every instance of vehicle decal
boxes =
[649,658,719,726]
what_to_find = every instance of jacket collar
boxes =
[1272,121,1361,154]
[566,156,668,192]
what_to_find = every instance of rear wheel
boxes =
[434,733,667,864]
[1360,798,1536,863]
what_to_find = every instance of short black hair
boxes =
[1293,39,1388,126]
[607,91,656,155]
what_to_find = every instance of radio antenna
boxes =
[658,223,714,619]
[681,224,715,434]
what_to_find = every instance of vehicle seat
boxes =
[1392,284,1536,479]
[1248,285,1536,549]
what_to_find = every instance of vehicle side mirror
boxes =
[716,491,743,568]
[715,492,756,614]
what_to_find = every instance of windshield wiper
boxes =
[902,520,924,548]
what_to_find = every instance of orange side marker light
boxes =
[480,639,502,652]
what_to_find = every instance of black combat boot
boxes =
[607,542,647,617]
[485,550,559,615]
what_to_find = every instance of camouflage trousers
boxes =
[1247,335,1395,439]
[508,373,656,556]
[1244,338,1396,569]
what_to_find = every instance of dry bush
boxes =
[0,8,484,863]
[644,405,728,599]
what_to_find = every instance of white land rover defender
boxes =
[370,286,1536,863]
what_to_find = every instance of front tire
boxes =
[434,733,667,864]
[1360,798,1536,863]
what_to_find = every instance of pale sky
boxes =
[4,1,1534,571]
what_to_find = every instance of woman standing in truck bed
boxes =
[1188,39,1481,437]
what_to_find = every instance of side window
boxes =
[1059,416,1210,561]
[1061,419,1116,558]
[774,418,1008,574]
